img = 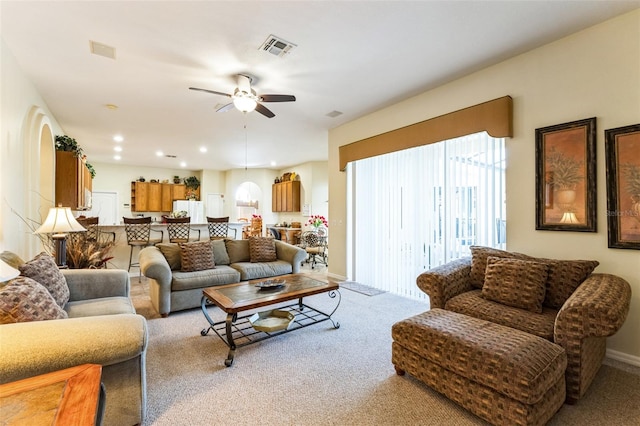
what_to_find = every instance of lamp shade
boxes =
[35,207,87,236]
[0,259,20,282]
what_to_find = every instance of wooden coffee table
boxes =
[201,274,341,366]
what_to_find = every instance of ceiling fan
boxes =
[189,74,295,118]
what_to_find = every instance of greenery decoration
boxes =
[184,176,200,190]
[54,135,83,158]
[86,163,96,179]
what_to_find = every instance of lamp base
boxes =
[52,234,67,267]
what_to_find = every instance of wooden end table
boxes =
[0,363,104,426]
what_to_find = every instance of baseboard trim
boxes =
[606,348,640,367]
[327,272,347,282]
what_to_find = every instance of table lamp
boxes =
[0,259,20,283]
[35,206,86,266]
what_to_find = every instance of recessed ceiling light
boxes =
[114,146,122,152]
[199,147,207,153]
[156,151,163,157]
[113,135,123,142]
[105,104,119,110]
[180,162,187,168]
[114,155,121,160]
[270,161,277,166]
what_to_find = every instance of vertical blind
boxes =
[351,132,505,301]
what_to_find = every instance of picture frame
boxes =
[535,117,597,231]
[605,123,640,249]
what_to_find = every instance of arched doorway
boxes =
[235,181,261,220]
[23,106,55,257]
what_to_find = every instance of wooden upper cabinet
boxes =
[147,183,162,211]
[131,182,148,212]
[55,151,92,210]
[131,182,189,212]
[172,184,186,201]
[161,184,173,212]
[272,180,300,212]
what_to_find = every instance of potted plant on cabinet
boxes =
[184,176,200,200]
[55,135,83,157]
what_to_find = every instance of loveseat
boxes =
[415,246,631,404]
[0,251,147,426]
[139,238,307,317]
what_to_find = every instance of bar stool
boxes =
[207,216,236,240]
[76,216,116,244]
[165,217,200,243]
[123,217,164,282]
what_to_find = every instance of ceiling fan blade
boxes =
[260,94,296,103]
[255,103,275,118]
[189,87,232,98]
[216,103,235,113]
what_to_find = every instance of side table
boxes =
[0,363,104,425]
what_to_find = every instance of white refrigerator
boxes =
[173,200,204,223]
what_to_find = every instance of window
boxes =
[349,132,505,300]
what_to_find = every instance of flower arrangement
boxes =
[252,214,262,220]
[307,215,328,228]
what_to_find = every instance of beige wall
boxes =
[329,10,640,361]
[1,40,64,258]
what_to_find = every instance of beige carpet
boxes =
[131,276,640,426]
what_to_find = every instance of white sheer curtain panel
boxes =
[351,132,505,300]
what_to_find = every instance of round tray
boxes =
[249,309,295,332]
[255,279,286,289]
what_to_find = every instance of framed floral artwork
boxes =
[535,117,597,232]
[605,123,640,249]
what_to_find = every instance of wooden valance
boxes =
[339,96,513,170]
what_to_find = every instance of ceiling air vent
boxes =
[259,35,296,57]
[89,40,116,59]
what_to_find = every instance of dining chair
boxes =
[268,227,281,240]
[299,231,328,269]
[165,217,201,243]
[248,217,263,238]
[123,217,164,282]
[207,216,235,240]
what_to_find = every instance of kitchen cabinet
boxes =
[55,151,92,210]
[272,180,300,212]
[147,183,162,211]
[130,182,148,212]
[131,182,195,212]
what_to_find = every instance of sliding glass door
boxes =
[349,132,505,300]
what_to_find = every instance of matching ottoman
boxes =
[392,309,566,426]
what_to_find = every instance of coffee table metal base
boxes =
[201,292,340,367]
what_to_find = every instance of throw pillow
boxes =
[249,237,277,263]
[179,241,215,272]
[537,258,599,309]
[0,276,68,324]
[225,239,251,264]
[157,243,181,270]
[211,239,230,265]
[481,257,548,313]
[469,246,531,289]
[18,252,70,307]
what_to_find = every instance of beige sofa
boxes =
[0,252,147,426]
[415,246,631,404]
[139,238,307,317]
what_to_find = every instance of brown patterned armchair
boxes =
[416,246,631,404]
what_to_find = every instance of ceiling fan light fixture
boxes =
[233,96,257,113]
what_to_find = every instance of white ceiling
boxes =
[2,1,638,171]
